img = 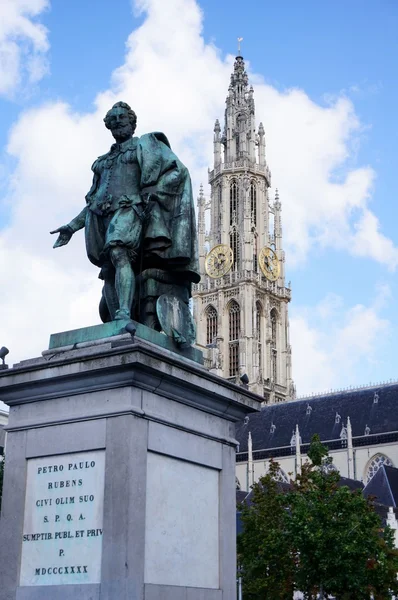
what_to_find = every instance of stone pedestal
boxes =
[0,334,260,600]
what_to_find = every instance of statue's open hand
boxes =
[50,225,73,248]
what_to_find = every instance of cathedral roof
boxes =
[363,465,398,508]
[236,382,398,458]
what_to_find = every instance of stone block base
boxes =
[0,336,259,600]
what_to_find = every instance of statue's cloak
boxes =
[138,132,200,284]
[84,132,200,285]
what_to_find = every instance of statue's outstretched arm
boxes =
[50,207,87,248]
[68,207,87,232]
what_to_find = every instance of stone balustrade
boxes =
[193,271,291,300]
[209,158,271,184]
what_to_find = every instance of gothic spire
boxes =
[224,54,256,163]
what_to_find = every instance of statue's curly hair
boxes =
[104,101,137,133]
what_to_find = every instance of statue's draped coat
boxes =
[84,132,199,284]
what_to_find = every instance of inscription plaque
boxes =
[19,449,105,586]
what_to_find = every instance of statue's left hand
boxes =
[50,225,74,248]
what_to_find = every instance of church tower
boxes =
[193,54,295,403]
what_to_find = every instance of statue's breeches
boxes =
[84,207,143,267]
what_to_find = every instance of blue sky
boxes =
[0,0,397,396]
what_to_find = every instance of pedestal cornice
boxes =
[0,337,261,423]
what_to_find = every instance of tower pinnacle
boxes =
[274,188,281,211]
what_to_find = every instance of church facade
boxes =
[192,55,294,403]
[235,382,398,492]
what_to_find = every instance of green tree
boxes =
[290,435,398,599]
[238,435,398,599]
[237,459,295,600]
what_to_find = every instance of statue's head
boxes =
[104,101,137,143]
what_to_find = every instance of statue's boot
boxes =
[115,308,131,320]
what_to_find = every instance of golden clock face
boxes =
[259,246,280,282]
[205,244,234,278]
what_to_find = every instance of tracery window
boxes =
[250,181,257,226]
[365,454,393,483]
[229,301,240,377]
[271,308,277,345]
[270,308,278,383]
[230,180,239,225]
[230,228,240,270]
[256,301,262,376]
[271,349,277,383]
[205,305,218,346]
[216,185,222,243]
[256,302,262,340]
[217,183,222,206]
[253,234,258,272]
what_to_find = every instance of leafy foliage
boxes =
[238,435,398,599]
[238,459,294,599]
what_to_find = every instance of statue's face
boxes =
[107,107,134,142]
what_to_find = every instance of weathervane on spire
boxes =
[237,37,243,56]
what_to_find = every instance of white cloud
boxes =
[0,0,396,385]
[0,0,230,372]
[351,209,398,268]
[289,315,334,394]
[0,0,49,97]
[251,84,398,268]
[290,286,390,395]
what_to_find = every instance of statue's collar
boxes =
[110,137,137,154]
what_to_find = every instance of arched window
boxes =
[205,305,218,346]
[229,301,240,377]
[253,233,258,272]
[230,228,240,270]
[365,454,393,483]
[230,180,239,225]
[256,302,262,340]
[250,181,257,226]
[216,185,222,243]
[270,308,278,383]
[256,301,262,376]
[271,308,278,345]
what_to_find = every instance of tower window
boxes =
[256,302,262,340]
[216,185,222,244]
[271,349,277,383]
[250,182,257,226]
[229,301,240,341]
[229,301,240,376]
[205,305,218,345]
[230,180,239,225]
[270,308,278,383]
[271,308,277,345]
[230,228,240,270]
[256,301,262,377]
[253,234,258,272]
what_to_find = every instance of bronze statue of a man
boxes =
[52,101,199,332]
